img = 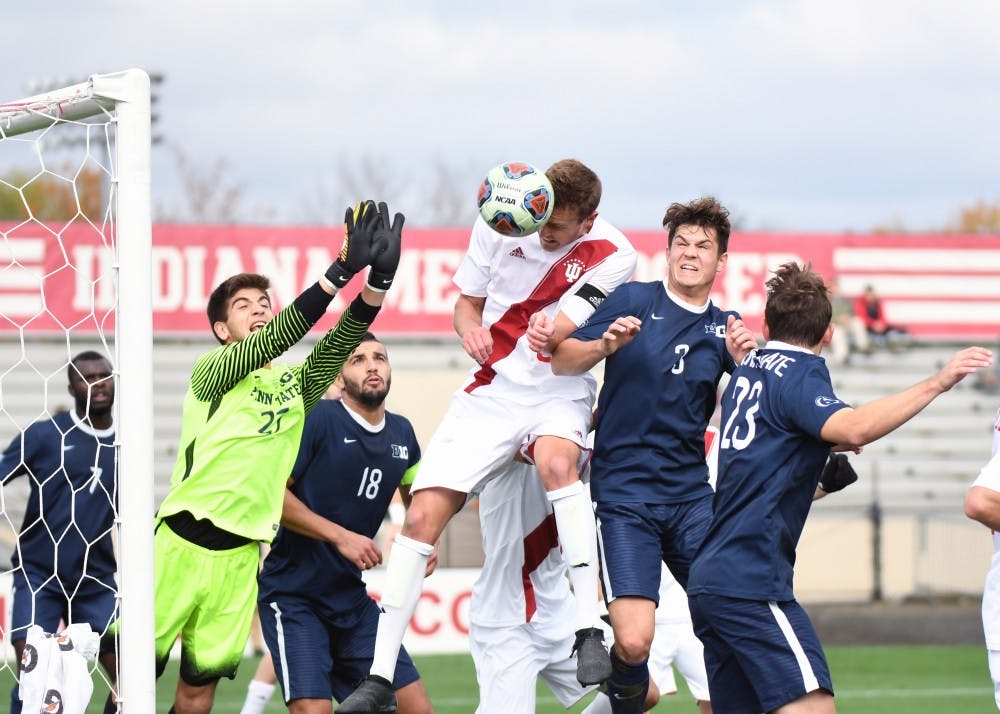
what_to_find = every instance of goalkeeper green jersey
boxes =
[156,293,373,542]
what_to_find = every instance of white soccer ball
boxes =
[476,162,554,237]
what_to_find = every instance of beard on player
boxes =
[342,372,390,409]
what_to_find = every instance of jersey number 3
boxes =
[720,376,763,450]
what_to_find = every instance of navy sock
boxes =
[606,646,649,714]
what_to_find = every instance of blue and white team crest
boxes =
[704,321,726,338]
[814,395,843,409]
[391,444,409,460]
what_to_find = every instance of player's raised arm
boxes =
[455,294,492,364]
[299,202,404,413]
[820,346,993,447]
[551,316,642,375]
[192,201,387,402]
[725,314,757,364]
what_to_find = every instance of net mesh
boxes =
[0,92,120,708]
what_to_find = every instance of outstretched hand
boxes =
[324,200,381,289]
[367,201,405,292]
[725,315,757,364]
[600,316,641,356]
[933,347,994,393]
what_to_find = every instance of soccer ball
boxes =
[476,162,554,237]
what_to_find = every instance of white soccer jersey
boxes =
[469,463,576,642]
[974,407,1000,649]
[453,215,637,404]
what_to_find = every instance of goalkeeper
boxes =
[153,201,403,714]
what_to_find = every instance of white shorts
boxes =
[470,622,594,713]
[412,390,592,495]
[649,620,710,702]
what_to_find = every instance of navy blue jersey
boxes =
[0,411,117,586]
[258,400,420,614]
[687,343,850,601]
[573,281,737,504]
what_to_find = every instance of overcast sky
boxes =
[2,1,997,231]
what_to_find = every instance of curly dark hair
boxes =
[662,196,731,254]
[206,273,271,343]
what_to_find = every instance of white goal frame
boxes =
[0,68,154,712]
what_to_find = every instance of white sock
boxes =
[548,481,600,631]
[239,680,276,714]
[370,534,433,681]
[580,691,612,714]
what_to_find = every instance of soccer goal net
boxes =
[0,69,153,712]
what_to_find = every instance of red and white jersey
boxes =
[973,407,1000,648]
[454,215,637,404]
[470,462,576,642]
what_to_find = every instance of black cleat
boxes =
[336,675,397,713]
[571,627,612,685]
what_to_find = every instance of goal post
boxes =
[0,69,154,712]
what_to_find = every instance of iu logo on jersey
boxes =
[564,258,585,282]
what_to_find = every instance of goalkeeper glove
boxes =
[366,202,405,292]
[324,201,380,289]
[818,452,858,493]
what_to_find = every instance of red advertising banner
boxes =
[2,223,999,339]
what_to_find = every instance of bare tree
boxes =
[299,153,479,227]
[155,142,275,224]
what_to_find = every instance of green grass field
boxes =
[146,645,997,713]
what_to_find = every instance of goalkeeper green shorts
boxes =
[154,522,259,685]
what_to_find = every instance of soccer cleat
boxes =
[571,627,612,685]
[336,675,397,713]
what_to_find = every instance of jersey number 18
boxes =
[357,467,383,500]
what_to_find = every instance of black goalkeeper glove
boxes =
[324,201,380,289]
[365,202,405,292]
[819,452,859,493]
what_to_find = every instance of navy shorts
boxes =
[11,573,117,651]
[688,593,833,713]
[595,494,712,600]
[259,593,420,703]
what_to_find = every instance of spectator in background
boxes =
[854,284,908,351]
[827,278,870,366]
